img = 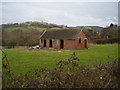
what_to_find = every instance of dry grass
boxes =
[11,46,63,52]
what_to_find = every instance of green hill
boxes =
[2,21,64,32]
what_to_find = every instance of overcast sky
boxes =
[1,2,118,27]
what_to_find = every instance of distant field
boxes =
[3,44,118,75]
[5,26,47,32]
[5,26,62,32]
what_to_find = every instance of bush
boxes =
[2,51,119,88]
[92,38,120,44]
[2,29,41,48]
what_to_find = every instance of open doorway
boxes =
[49,40,52,47]
[60,40,64,49]
[44,40,46,47]
[84,39,87,48]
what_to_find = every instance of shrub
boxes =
[92,38,120,44]
[2,51,119,88]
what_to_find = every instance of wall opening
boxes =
[84,39,87,48]
[40,39,43,44]
[79,38,82,43]
[49,40,52,47]
[44,40,46,47]
[60,40,64,49]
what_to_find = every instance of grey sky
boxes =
[1,2,118,27]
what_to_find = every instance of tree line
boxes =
[2,29,42,48]
[83,23,119,44]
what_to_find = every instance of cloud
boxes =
[1,0,120,2]
[47,12,117,26]
[2,2,118,27]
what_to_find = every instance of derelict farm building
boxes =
[39,29,88,50]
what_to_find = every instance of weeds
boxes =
[2,51,119,88]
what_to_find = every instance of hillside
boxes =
[75,26,103,32]
[2,21,103,32]
[2,22,119,47]
[1,21,65,32]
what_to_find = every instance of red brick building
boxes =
[39,29,88,50]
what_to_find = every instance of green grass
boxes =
[5,27,28,32]
[3,44,118,75]
[5,26,47,32]
[5,26,63,32]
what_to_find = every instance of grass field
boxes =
[5,26,62,32]
[5,26,47,32]
[3,44,118,75]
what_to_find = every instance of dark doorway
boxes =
[44,40,46,47]
[84,39,87,48]
[60,40,64,49]
[49,40,52,47]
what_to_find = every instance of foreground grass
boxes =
[3,44,118,75]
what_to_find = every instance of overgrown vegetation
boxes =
[2,51,119,88]
[85,24,119,44]
[2,22,119,48]
[2,29,41,48]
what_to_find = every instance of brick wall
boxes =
[46,40,49,48]
[74,31,88,49]
[39,31,88,50]
[64,40,75,50]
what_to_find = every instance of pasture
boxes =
[3,44,118,75]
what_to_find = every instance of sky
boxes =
[1,1,119,27]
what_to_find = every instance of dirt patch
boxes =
[12,46,62,52]
[50,50,62,52]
